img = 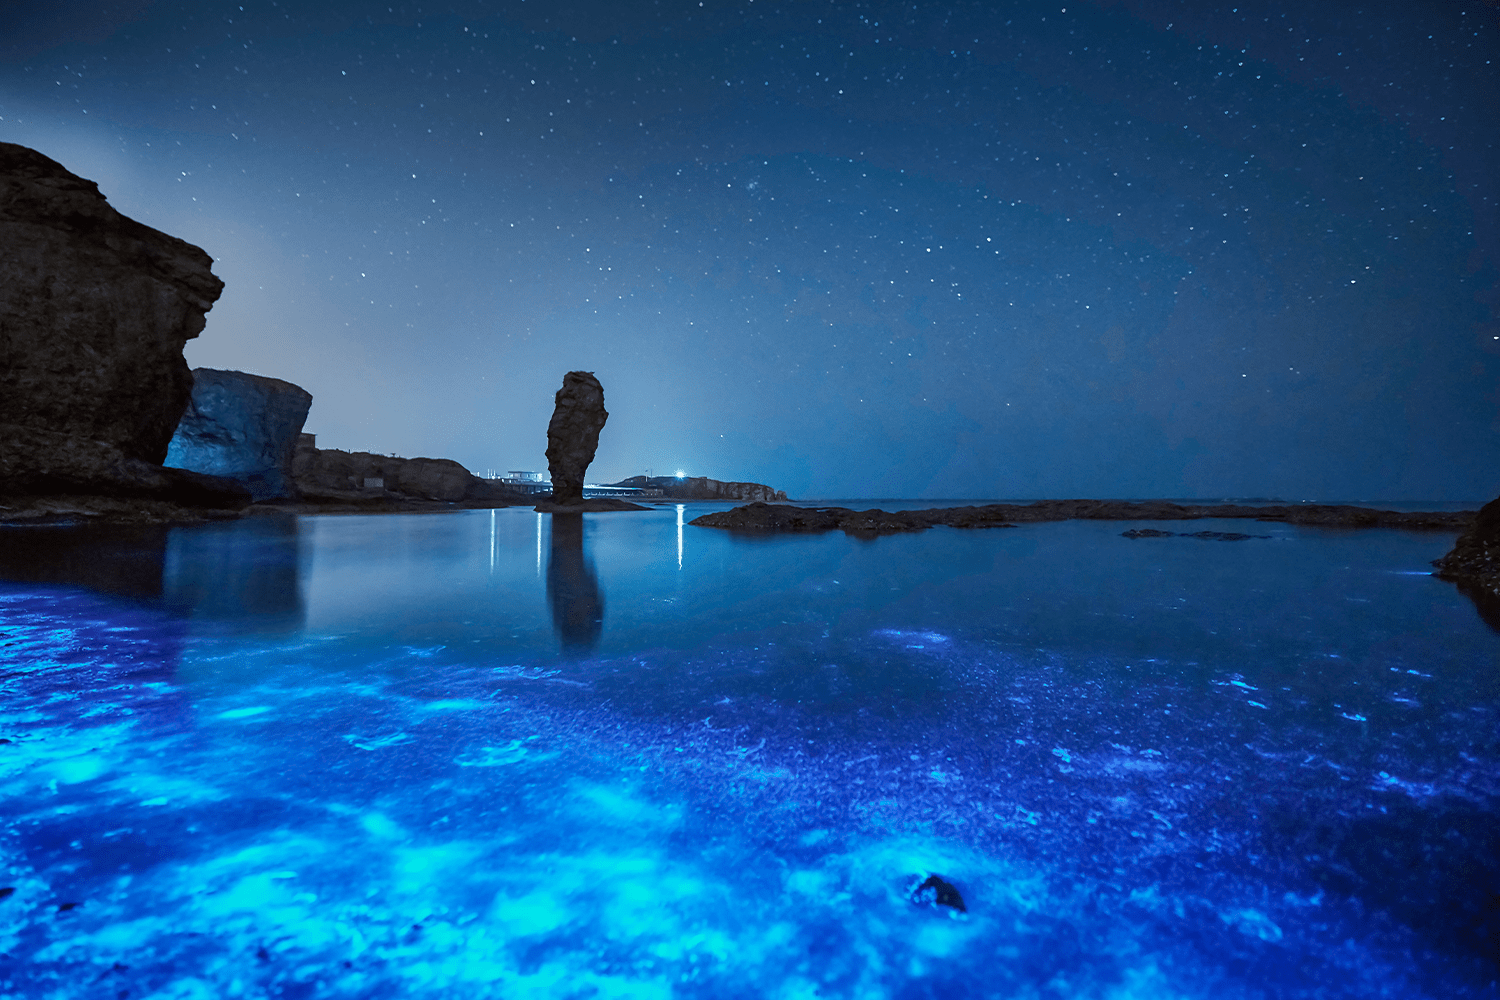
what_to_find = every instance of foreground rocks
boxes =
[691,500,1476,537]
[608,475,787,502]
[165,368,313,501]
[0,142,244,507]
[1433,496,1500,600]
[545,371,608,506]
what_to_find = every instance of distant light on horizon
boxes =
[676,470,685,478]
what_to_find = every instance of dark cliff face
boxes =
[544,371,608,506]
[0,142,240,505]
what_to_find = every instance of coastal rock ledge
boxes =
[1432,496,1500,600]
[691,500,1476,538]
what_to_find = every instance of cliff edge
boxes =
[0,142,246,509]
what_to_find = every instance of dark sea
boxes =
[1,503,1496,999]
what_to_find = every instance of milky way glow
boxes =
[0,508,1496,998]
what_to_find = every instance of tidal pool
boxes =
[1,505,1496,998]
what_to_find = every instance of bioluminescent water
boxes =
[1,505,1496,998]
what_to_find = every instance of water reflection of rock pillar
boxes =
[547,513,604,651]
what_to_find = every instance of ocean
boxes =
[1,503,1496,998]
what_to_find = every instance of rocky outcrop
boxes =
[545,371,608,506]
[1433,496,1500,600]
[164,368,313,501]
[0,142,242,506]
[608,475,787,502]
[291,436,520,505]
[691,500,1476,537]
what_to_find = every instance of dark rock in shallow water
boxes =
[694,500,1475,536]
[0,142,238,506]
[1121,528,1176,538]
[164,368,313,501]
[689,501,1018,536]
[545,371,608,506]
[913,874,967,913]
[1433,495,1500,606]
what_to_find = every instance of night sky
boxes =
[2,1,1496,501]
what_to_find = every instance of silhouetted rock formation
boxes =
[608,475,787,502]
[291,435,519,506]
[164,369,313,501]
[692,500,1476,537]
[545,371,608,506]
[1433,496,1500,601]
[0,142,245,508]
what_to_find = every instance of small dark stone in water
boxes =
[0,887,14,900]
[1121,528,1175,538]
[0,738,11,744]
[57,901,79,912]
[913,874,967,913]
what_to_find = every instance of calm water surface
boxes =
[1,504,1496,999]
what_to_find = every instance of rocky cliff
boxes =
[0,142,245,507]
[609,475,787,502]
[165,369,313,501]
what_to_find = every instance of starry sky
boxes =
[2,1,1496,501]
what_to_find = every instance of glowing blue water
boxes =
[1,506,1496,998]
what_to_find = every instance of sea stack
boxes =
[544,371,608,506]
[0,141,246,507]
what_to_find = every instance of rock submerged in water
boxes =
[0,142,246,508]
[912,874,967,913]
[544,371,609,506]
[164,368,313,501]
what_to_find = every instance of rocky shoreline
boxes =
[688,500,1477,537]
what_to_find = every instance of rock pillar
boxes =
[544,371,608,505]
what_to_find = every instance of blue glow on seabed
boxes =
[1,506,1497,998]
